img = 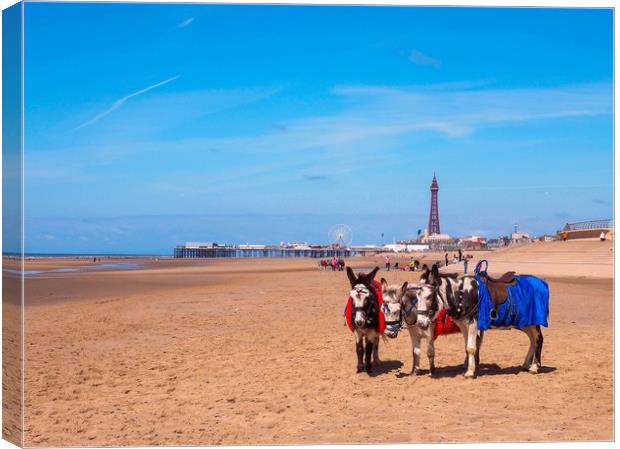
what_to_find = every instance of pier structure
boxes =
[173,242,361,259]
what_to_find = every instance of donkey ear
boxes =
[400,281,408,296]
[380,278,388,290]
[430,263,440,282]
[421,264,429,278]
[346,267,357,287]
[367,266,380,283]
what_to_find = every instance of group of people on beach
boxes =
[443,249,465,267]
[383,250,473,275]
[384,255,421,272]
[443,250,474,273]
[318,257,345,271]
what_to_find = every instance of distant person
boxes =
[331,256,337,271]
[394,262,399,271]
[463,258,469,274]
[444,253,449,267]
[600,231,606,242]
[385,255,391,271]
[458,249,463,261]
[409,258,416,271]
[561,231,568,242]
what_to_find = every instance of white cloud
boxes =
[32,81,612,194]
[409,49,441,68]
[330,82,612,138]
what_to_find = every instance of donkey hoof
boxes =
[356,365,364,373]
[528,365,539,374]
[464,371,475,379]
[412,368,422,376]
[365,365,372,374]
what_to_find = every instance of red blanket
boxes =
[344,279,385,334]
[433,309,460,340]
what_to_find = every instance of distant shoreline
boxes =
[4,253,172,259]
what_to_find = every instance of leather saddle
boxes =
[481,271,517,307]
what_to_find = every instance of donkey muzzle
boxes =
[384,323,401,338]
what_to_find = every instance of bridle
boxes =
[350,285,379,330]
[398,283,444,327]
[382,287,420,336]
[452,282,480,321]
[416,282,444,322]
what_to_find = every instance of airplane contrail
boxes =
[75,75,180,130]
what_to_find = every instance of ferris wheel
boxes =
[328,224,353,248]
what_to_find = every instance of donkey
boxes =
[345,266,382,373]
[421,263,548,378]
[455,273,547,377]
[399,268,445,375]
[418,264,482,377]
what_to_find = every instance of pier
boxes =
[173,244,361,259]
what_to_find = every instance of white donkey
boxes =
[398,273,445,376]
[417,264,483,378]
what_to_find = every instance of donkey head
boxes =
[346,266,379,328]
[415,263,443,329]
[380,278,408,338]
[453,276,478,319]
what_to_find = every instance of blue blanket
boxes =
[476,275,549,331]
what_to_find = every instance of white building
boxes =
[184,242,215,249]
[421,233,454,244]
[511,231,530,242]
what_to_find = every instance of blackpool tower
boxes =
[427,174,441,235]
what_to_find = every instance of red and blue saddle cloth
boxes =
[344,279,386,334]
[475,274,550,331]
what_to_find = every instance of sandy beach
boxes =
[13,239,613,445]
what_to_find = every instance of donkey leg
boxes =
[535,325,544,368]
[355,334,364,373]
[475,331,484,367]
[409,330,422,375]
[457,322,469,371]
[521,327,536,372]
[459,324,469,372]
[464,323,478,378]
[364,338,374,374]
[372,337,381,364]
[427,331,436,376]
[526,326,543,374]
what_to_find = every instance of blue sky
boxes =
[22,4,613,254]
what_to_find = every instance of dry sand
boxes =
[12,240,614,445]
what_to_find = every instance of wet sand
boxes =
[15,240,614,445]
